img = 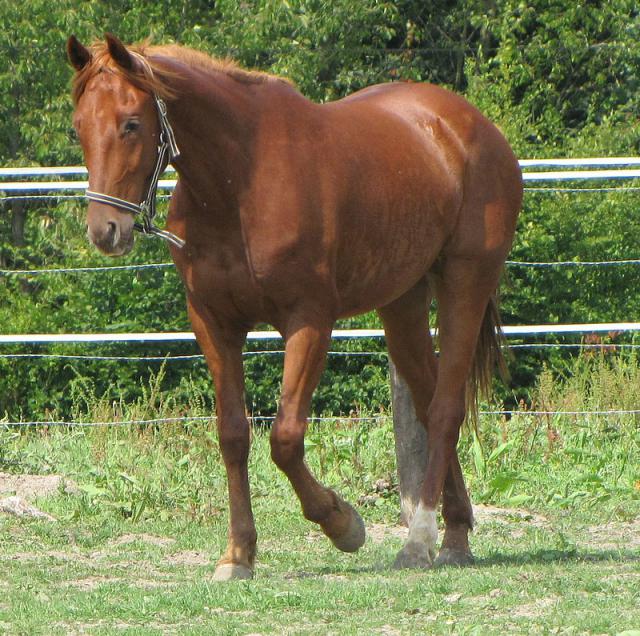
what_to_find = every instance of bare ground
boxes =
[0,472,78,499]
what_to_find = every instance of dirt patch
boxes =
[165,550,210,567]
[0,473,79,519]
[63,576,123,591]
[53,620,192,635]
[603,570,640,583]
[473,504,550,528]
[133,578,178,589]
[367,523,407,544]
[512,596,559,618]
[1,549,90,564]
[63,575,175,592]
[0,472,78,499]
[373,626,402,635]
[0,495,56,520]
[579,518,640,551]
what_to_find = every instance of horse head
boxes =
[67,34,166,255]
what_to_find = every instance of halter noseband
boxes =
[85,95,185,249]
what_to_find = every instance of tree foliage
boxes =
[1,1,639,420]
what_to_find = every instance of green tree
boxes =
[1,0,639,420]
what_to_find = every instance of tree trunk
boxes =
[11,201,27,246]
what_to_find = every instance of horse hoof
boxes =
[330,502,366,553]
[434,548,475,568]
[392,544,435,570]
[213,562,254,581]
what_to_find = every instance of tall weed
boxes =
[1,351,638,524]
[462,350,640,518]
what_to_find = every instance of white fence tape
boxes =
[523,169,640,181]
[3,173,640,191]
[2,158,640,178]
[0,179,176,191]
[519,157,640,167]
[3,158,640,190]
[0,323,638,345]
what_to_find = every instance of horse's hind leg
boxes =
[392,256,504,569]
[270,309,366,553]
[436,454,475,566]
[379,280,473,567]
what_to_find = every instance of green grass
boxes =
[1,352,639,634]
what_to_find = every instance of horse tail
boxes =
[466,292,509,425]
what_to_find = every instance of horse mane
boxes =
[71,40,284,104]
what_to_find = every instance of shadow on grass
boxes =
[282,546,640,579]
[476,547,640,568]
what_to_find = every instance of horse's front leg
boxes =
[270,315,366,553]
[187,298,255,581]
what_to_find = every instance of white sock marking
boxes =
[407,503,438,553]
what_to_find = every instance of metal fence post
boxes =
[389,360,428,527]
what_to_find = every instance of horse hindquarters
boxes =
[392,121,520,567]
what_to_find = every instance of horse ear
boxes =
[67,35,92,71]
[105,33,135,71]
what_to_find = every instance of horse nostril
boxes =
[106,220,117,242]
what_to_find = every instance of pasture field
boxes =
[0,353,639,635]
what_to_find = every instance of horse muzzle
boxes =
[86,204,135,256]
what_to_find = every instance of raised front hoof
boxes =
[213,562,254,582]
[434,548,475,568]
[392,544,435,570]
[328,502,366,553]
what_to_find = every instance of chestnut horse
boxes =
[67,34,522,580]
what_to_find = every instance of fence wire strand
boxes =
[2,258,640,277]
[1,409,638,429]
[0,344,639,363]
[0,350,392,361]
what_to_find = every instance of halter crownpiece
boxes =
[85,94,185,249]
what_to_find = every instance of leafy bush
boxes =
[1,1,639,420]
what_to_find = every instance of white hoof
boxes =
[213,563,253,581]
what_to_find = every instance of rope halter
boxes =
[85,95,185,249]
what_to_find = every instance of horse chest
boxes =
[178,249,263,320]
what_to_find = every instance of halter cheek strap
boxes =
[85,95,185,249]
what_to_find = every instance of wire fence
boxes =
[1,158,640,427]
[2,408,638,429]
[3,258,640,277]
[1,342,639,362]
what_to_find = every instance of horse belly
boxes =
[334,203,449,317]
[333,166,458,316]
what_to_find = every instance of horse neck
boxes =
[164,64,263,207]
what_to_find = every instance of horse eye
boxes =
[123,119,140,135]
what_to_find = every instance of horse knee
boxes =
[270,419,305,470]
[217,418,250,465]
